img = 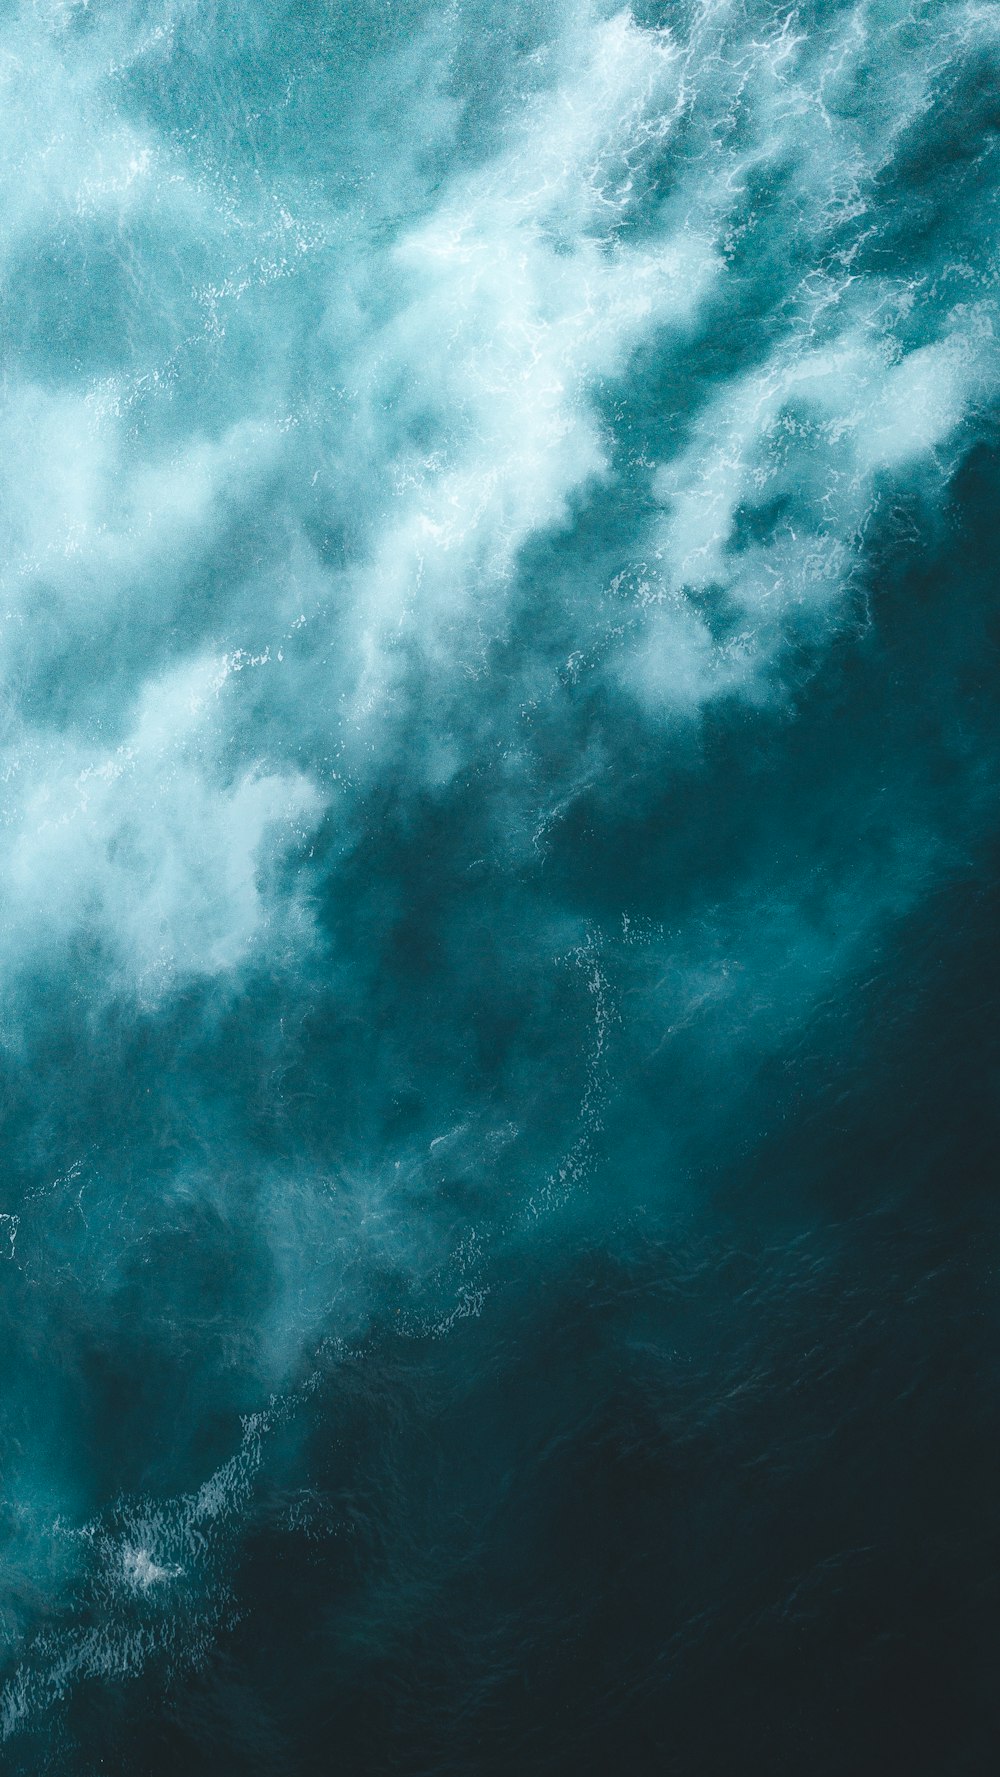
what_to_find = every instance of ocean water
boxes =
[0,0,998,1770]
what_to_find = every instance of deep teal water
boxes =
[0,1,999,1770]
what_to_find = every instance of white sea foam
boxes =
[0,2,990,994]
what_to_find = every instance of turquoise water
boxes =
[0,1,999,1769]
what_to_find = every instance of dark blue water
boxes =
[1,1,999,1770]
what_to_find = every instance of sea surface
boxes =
[0,2,998,1771]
